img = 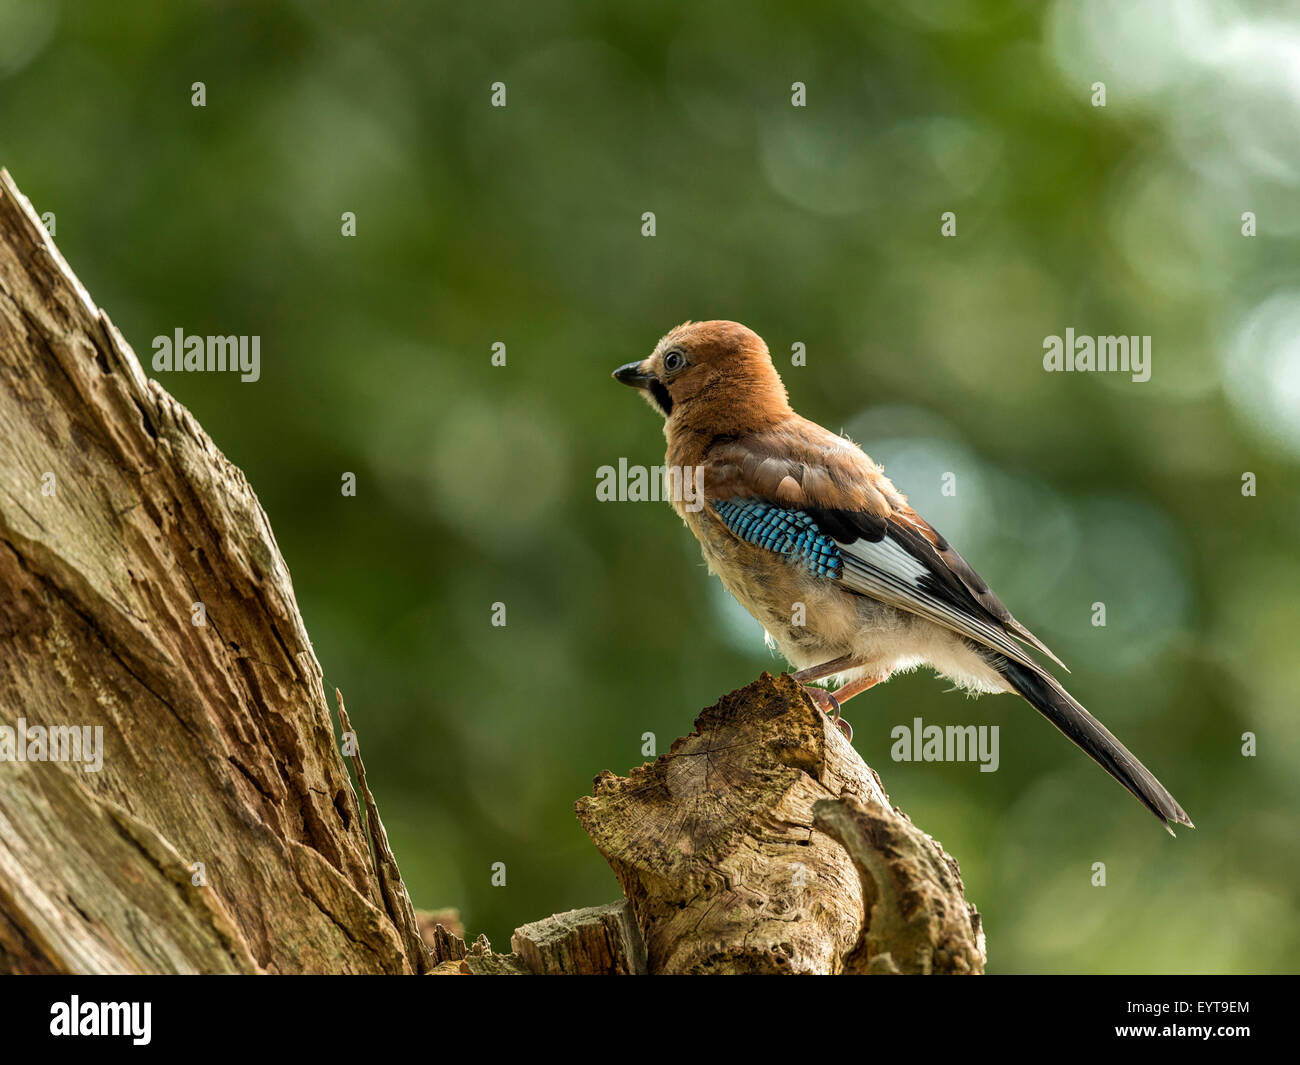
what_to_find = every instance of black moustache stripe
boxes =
[649,380,673,416]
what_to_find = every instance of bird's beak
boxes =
[612,360,656,389]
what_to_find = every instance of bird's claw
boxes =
[802,685,853,742]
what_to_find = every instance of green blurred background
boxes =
[2,0,1297,973]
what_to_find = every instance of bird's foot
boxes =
[802,685,853,742]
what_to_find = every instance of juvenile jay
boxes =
[613,320,1192,833]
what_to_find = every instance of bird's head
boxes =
[612,320,791,430]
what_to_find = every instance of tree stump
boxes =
[577,673,984,974]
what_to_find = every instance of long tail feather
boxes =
[992,655,1193,834]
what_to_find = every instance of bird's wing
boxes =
[705,420,1067,672]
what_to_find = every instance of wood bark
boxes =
[0,168,423,974]
[0,168,983,975]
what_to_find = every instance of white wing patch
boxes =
[835,532,1038,670]
[840,534,929,584]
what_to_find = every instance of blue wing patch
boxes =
[712,499,842,579]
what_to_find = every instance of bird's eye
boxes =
[663,351,685,372]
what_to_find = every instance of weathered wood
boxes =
[335,689,429,972]
[576,672,982,974]
[813,795,985,974]
[577,673,870,973]
[426,927,530,975]
[424,919,470,967]
[422,902,647,976]
[0,168,420,974]
[463,949,530,975]
[512,900,647,975]
[416,907,465,953]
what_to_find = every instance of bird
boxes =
[612,320,1192,834]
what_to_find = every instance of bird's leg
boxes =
[790,654,858,684]
[830,672,888,705]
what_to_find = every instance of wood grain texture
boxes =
[512,900,647,975]
[576,672,982,974]
[814,795,985,974]
[0,168,422,974]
